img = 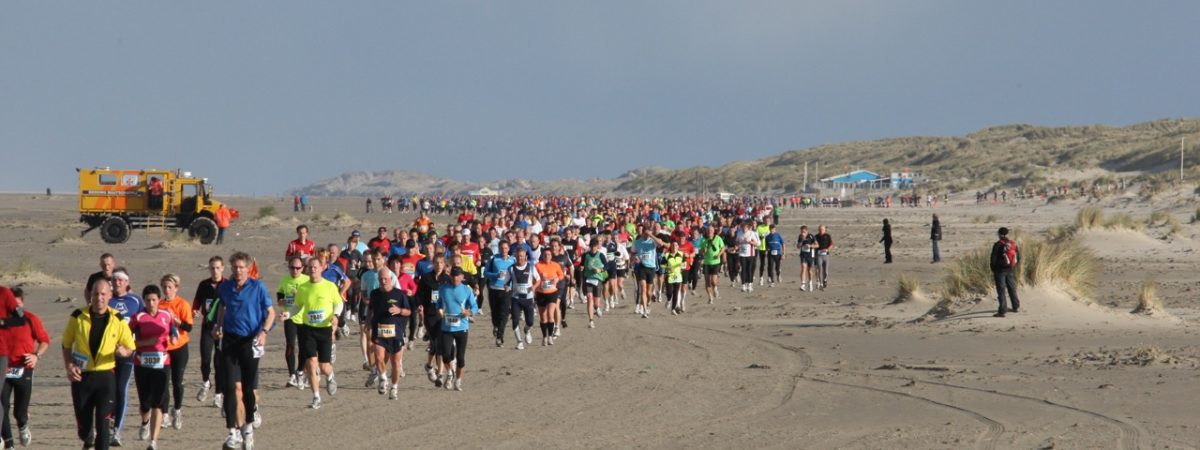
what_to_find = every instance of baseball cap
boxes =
[351,230,361,237]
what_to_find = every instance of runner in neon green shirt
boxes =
[276,255,310,387]
[699,226,726,304]
[756,221,771,286]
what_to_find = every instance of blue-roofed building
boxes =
[820,170,886,188]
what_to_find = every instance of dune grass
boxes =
[1074,206,1145,232]
[892,273,922,304]
[941,233,1096,300]
[257,206,277,219]
[1131,279,1163,315]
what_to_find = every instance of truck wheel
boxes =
[100,216,131,244]
[190,217,218,245]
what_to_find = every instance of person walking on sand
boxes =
[930,214,942,263]
[814,225,834,290]
[990,227,1021,317]
[880,219,893,264]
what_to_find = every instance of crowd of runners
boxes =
[0,195,855,450]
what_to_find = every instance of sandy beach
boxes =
[2,192,1198,449]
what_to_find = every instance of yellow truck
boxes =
[77,168,233,244]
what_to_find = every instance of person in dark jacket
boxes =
[990,227,1020,317]
[879,219,893,263]
[930,215,942,263]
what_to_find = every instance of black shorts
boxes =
[535,292,557,307]
[800,254,814,266]
[374,337,404,355]
[703,264,722,276]
[635,265,656,282]
[581,281,602,297]
[613,268,627,278]
[299,325,334,363]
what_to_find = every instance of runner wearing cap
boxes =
[435,267,478,391]
[276,256,309,389]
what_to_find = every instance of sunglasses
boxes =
[290,265,304,270]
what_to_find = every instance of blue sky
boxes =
[2,1,1198,195]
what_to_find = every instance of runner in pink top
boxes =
[129,285,178,449]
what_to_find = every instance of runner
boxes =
[108,268,144,447]
[507,250,536,350]
[699,226,725,304]
[663,241,686,314]
[533,251,564,345]
[764,224,785,287]
[482,240,514,347]
[157,274,193,430]
[214,252,275,450]
[814,225,834,290]
[435,267,479,391]
[63,276,136,450]
[358,251,382,386]
[417,256,449,383]
[796,226,817,292]
[631,225,666,318]
[580,239,607,328]
[284,225,315,262]
[369,268,412,399]
[192,257,224,405]
[549,238,573,337]
[84,253,116,301]
[290,257,342,410]
[276,256,309,390]
[0,288,48,449]
[129,285,177,450]
[736,222,760,293]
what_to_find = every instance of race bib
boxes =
[639,250,654,262]
[431,292,440,302]
[307,309,327,325]
[284,295,296,307]
[5,367,24,379]
[541,280,556,291]
[72,351,89,368]
[138,352,166,369]
[205,298,215,310]
[770,249,779,256]
[378,324,396,338]
[818,250,829,256]
[515,283,531,295]
[668,273,683,284]
[445,315,462,326]
[586,278,600,286]
[498,271,507,280]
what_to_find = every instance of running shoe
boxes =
[399,365,406,378]
[671,309,678,316]
[241,424,255,450]
[378,376,389,394]
[223,430,242,450]
[760,277,765,286]
[495,337,502,347]
[416,326,426,340]
[362,361,371,371]
[298,374,309,390]
[365,370,378,388]
[800,284,807,292]
[443,374,453,390]
[309,396,322,410]
[714,287,720,299]
[516,341,525,350]
[541,337,548,346]
[453,378,463,391]
[549,337,556,346]
[407,340,415,350]
[326,374,338,396]
[138,423,149,441]
[524,328,533,345]
[161,411,171,429]
[171,409,182,430]
[426,365,438,383]
[389,384,399,400]
[286,373,298,388]
[553,325,561,338]
[588,320,595,328]
[748,285,754,293]
[252,409,262,429]
[18,425,30,446]
[110,431,123,447]
[595,308,602,318]
[197,381,210,402]
[147,440,157,450]
[213,393,223,408]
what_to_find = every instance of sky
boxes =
[2,1,1198,195]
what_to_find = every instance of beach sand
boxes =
[2,193,1198,449]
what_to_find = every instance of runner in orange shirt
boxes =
[157,274,194,430]
[533,251,564,346]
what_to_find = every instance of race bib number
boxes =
[541,280,556,291]
[205,298,215,310]
[818,250,829,256]
[498,271,507,280]
[284,295,296,307]
[586,278,600,286]
[770,249,779,256]
[307,309,327,325]
[378,324,397,338]
[5,367,24,379]
[445,315,462,326]
[639,250,654,263]
[515,283,531,295]
[72,351,89,368]
[668,273,683,284]
[431,292,440,302]
[138,352,166,369]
